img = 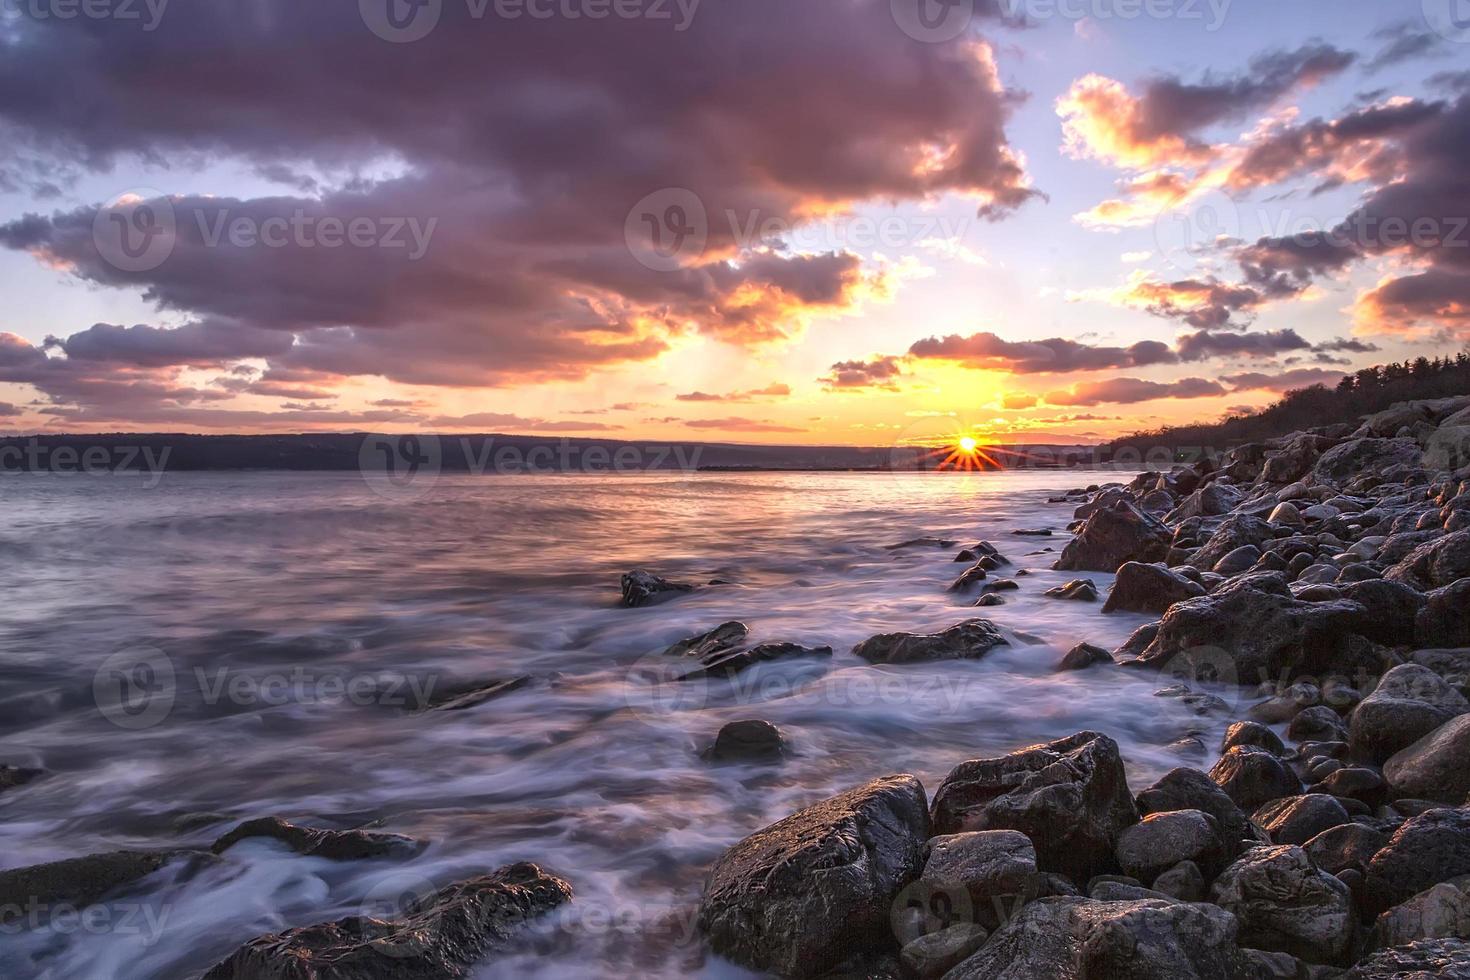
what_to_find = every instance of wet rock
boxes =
[1313,438,1423,487]
[1114,809,1223,884]
[1223,721,1286,756]
[1191,514,1276,572]
[1317,766,1386,804]
[1372,877,1470,950]
[1384,714,1470,803]
[0,765,43,794]
[1416,580,1470,648]
[1211,844,1355,965]
[1253,795,1351,846]
[1250,681,1322,724]
[1152,860,1206,901]
[886,537,957,550]
[1304,822,1390,876]
[697,775,929,977]
[1102,561,1205,614]
[1270,502,1305,527]
[620,570,696,607]
[1209,745,1302,812]
[418,676,531,712]
[947,563,989,592]
[1136,767,1254,858]
[1044,579,1098,601]
[1350,664,1470,765]
[917,830,1036,931]
[930,731,1137,882]
[212,817,422,861]
[0,851,173,923]
[1289,705,1350,744]
[1366,808,1470,913]
[852,620,1008,665]
[973,593,1005,607]
[898,924,988,980]
[1348,938,1470,978]
[941,896,1248,979]
[1214,545,1263,576]
[664,621,749,658]
[1167,482,1247,523]
[1012,528,1053,537]
[680,642,834,680]
[1338,579,1428,647]
[203,862,572,980]
[1385,529,1470,591]
[707,719,786,761]
[978,578,1019,595]
[1057,642,1111,672]
[1054,500,1172,573]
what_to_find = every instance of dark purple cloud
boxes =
[820,355,906,391]
[1045,376,1226,406]
[908,331,1177,372]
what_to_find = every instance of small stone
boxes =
[707,720,786,761]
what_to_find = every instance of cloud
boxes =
[1367,23,1445,73]
[907,331,1177,372]
[675,382,791,402]
[681,417,807,433]
[1174,328,1311,361]
[1222,368,1349,392]
[1002,392,1039,409]
[819,355,907,391]
[40,321,293,368]
[425,412,621,431]
[1045,376,1227,406]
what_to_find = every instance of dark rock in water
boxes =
[1057,642,1111,672]
[1133,572,1369,682]
[211,816,422,861]
[203,861,572,980]
[1385,714,1470,803]
[697,775,929,978]
[1210,844,1354,965]
[680,642,833,680]
[1054,501,1171,573]
[1348,939,1470,979]
[1366,807,1470,913]
[1417,579,1470,648]
[885,536,957,550]
[1288,705,1350,743]
[0,765,43,794]
[1136,768,1253,858]
[1253,795,1351,846]
[1385,529,1470,591]
[977,578,1019,596]
[947,562,988,593]
[664,621,749,658]
[1113,621,1161,662]
[1313,437,1423,486]
[1221,721,1285,757]
[1350,664,1469,765]
[1044,579,1098,601]
[1208,746,1301,812]
[1102,561,1204,614]
[707,719,786,761]
[418,676,531,712]
[974,594,1005,607]
[0,851,173,923]
[1303,822,1389,876]
[853,620,1008,665]
[1113,809,1224,884]
[620,570,696,607]
[1011,528,1053,537]
[940,896,1248,979]
[930,731,1138,882]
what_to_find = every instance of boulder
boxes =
[1167,482,1246,523]
[1054,501,1172,573]
[1313,438,1424,487]
[948,562,989,593]
[898,924,988,980]
[917,830,1037,931]
[852,620,1009,665]
[665,621,749,658]
[1209,746,1301,812]
[940,896,1247,979]
[1338,579,1428,647]
[620,569,696,607]
[1417,580,1470,648]
[1057,642,1112,672]
[1373,877,1470,950]
[1386,529,1470,591]
[1214,545,1262,576]
[1366,807,1470,912]
[1044,579,1098,601]
[930,732,1138,882]
[1191,515,1275,573]
[1152,860,1206,902]
[1269,502,1305,526]
[1210,845,1355,965]
[203,862,572,980]
[1288,705,1350,744]
[1103,561,1206,614]
[1252,795,1351,846]
[1136,768,1254,857]
[1350,664,1469,765]
[0,851,173,923]
[698,775,929,977]
[1384,714,1470,803]
[707,720,786,761]
[1222,721,1286,757]
[1134,573,1369,683]
[1348,938,1470,978]
[211,817,422,861]
[1262,434,1335,485]
[1303,822,1390,876]
[1113,809,1224,884]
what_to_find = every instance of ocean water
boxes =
[0,470,1238,978]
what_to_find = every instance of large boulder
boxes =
[1372,877,1470,950]
[940,896,1247,979]
[1054,501,1172,573]
[1261,433,1335,485]
[1191,514,1275,572]
[1417,580,1470,648]
[1348,938,1470,978]
[930,732,1138,882]
[202,862,573,980]
[1304,822,1390,876]
[1313,438,1423,486]
[1210,845,1355,965]
[852,620,1009,665]
[1135,768,1254,858]
[916,830,1037,931]
[1208,746,1301,812]
[1252,795,1351,847]
[698,775,929,977]
[1338,579,1428,647]
[1366,807,1470,912]
[1386,530,1470,590]
[1133,572,1369,684]
[1103,562,1207,614]
[1166,482,1246,523]
[1385,714,1470,803]
[1113,809,1224,884]
[1350,664,1469,765]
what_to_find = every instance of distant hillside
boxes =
[1105,353,1470,461]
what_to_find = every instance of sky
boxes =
[0,0,1467,445]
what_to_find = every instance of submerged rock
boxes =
[0,851,174,923]
[1057,642,1111,672]
[697,775,929,978]
[679,641,833,680]
[203,862,572,980]
[852,620,1009,665]
[620,570,696,607]
[707,719,786,761]
[0,765,43,794]
[418,676,531,712]
[1044,579,1098,601]
[664,621,749,658]
[212,817,422,861]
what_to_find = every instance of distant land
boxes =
[0,432,1108,474]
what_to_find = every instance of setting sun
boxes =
[958,436,979,454]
